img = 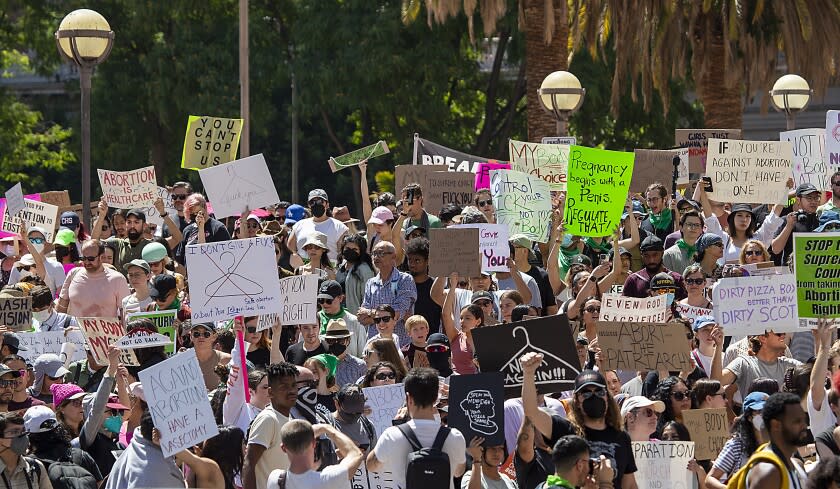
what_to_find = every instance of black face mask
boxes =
[581,396,607,419]
[338,409,361,423]
[427,351,452,377]
[311,204,326,218]
[342,249,359,262]
[328,342,347,356]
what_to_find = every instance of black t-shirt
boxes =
[816,427,840,457]
[412,277,442,333]
[524,266,556,312]
[175,218,231,265]
[247,347,271,369]
[80,430,124,477]
[7,396,44,413]
[584,425,637,489]
[285,341,327,366]
[514,447,554,489]
[640,211,676,241]
[771,210,819,265]
[549,415,576,445]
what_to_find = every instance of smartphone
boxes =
[599,254,610,265]
[701,176,713,192]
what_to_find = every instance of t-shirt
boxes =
[292,217,349,264]
[524,266,556,312]
[460,470,517,489]
[121,293,153,319]
[726,355,802,397]
[7,396,44,413]
[372,419,466,489]
[247,347,271,368]
[808,389,837,438]
[175,218,231,266]
[60,266,131,318]
[514,448,554,489]
[496,272,542,309]
[584,425,637,489]
[105,237,154,272]
[712,436,749,481]
[285,341,327,366]
[248,406,291,489]
[267,464,347,489]
[413,277,442,333]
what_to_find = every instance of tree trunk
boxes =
[696,20,743,129]
[523,0,568,142]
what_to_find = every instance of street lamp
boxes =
[769,74,812,130]
[538,71,586,137]
[55,9,114,230]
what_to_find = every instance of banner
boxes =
[682,407,728,460]
[277,274,318,326]
[362,383,405,441]
[126,309,178,354]
[140,349,219,457]
[705,139,793,204]
[78,317,138,366]
[794,232,840,326]
[631,149,689,194]
[448,373,505,445]
[428,228,481,278]
[781,128,829,191]
[600,294,668,322]
[597,322,692,372]
[489,169,552,243]
[0,297,30,332]
[198,154,280,218]
[675,303,713,322]
[564,145,634,237]
[186,237,284,323]
[413,135,501,173]
[2,199,59,242]
[328,140,389,173]
[475,162,510,191]
[675,128,742,173]
[423,171,475,215]
[452,223,510,272]
[97,166,158,209]
[632,441,695,489]
[508,139,569,190]
[15,330,87,364]
[181,115,243,169]
[712,274,799,336]
[472,315,580,397]
[826,111,840,178]
[4,183,24,218]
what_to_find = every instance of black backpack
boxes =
[39,457,98,489]
[398,424,451,489]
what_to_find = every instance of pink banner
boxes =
[0,194,42,239]
[475,162,510,191]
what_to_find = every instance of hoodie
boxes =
[105,427,183,489]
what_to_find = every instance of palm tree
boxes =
[570,0,840,129]
[403,0,569,141]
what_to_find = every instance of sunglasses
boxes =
[171,194,188,200]
[363,350,375,357]
[192,330,212,338]
[373,316,392,324]
[67,398,83,407]
[833,181,840,186]
[109,408,125,417]
[375,371,396,381]
[714,391,727,400]
[585,306,600,313]
[655,288,676,295]
[296,379,318,389]
[81,255,100,262]
[426,345,449,353]
[672,390,691,401]
[0,380,15,388]
[685,278,705,286]
[824,224,840,231]
[634,408,656,418]
[744,250,763,257]
[477,199,493,207]
[17,265,31,272]
[246,327,257,334]
[28,238,45,244]
[325,337,347,345]
[318,298,334,305]
[578,388,607,400]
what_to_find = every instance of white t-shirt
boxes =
[292,217,349,264]
[247,406,291,489]
[8,258,66,295]
[808,389,837,437]
[372,419,466,489]
[267,465,347,489]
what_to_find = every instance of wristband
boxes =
[161,212,168,218]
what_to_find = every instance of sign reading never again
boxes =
[181,115,243,169]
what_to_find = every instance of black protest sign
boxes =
[675,128,742,173]
[413,136,495,173]
[0,297,30,331]
[472,315,580,397]
[424,171,475,215]
[428,228,481,278]
[449,372,505,445]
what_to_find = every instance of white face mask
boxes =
[30,242,45,254]
[752,415,764,432]
[1,245,14,256]
[18,270,33,280]
[32,309,51,323]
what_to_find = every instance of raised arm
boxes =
[80,346,119,449]
[360,163,373,223]
[441,274,459,342]
[430,275,447,307]
[810,319,834,410]
[316,424,364,480]
[520,352,553,438]
[617,208,639,249]
[770,213,796,255]
[159,198,183,248]
[269,318,285,364]
[506,257,532,305]
[91,198,108,241]
[19,223,48,291]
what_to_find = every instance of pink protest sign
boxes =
[0,194,41,239]
[475,162,510,191]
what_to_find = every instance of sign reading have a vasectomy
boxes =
[794,232,840,327]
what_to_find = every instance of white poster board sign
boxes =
[2,199,59,242]
[675,303,713,323]
[781,128,829,190]
[142,187,178,228]
[705,139,793,204]
[4,183,24,218]
[363,383,405,442]
[15,330,86,364]
[452,223,510,272]
[78,317,139,366]
[631,441,695,489]
[97,166,158,209]
[278,275,318,326]
[601,294,668,322]
[712,274,799,336]
[198,154,280,218]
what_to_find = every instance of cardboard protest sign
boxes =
[363,383,405,441]
[448,373,505,445]
[508,139,569,190]
[4,183,24,218]
[475,162,510,191]
[781,128,829,190]
[186,237,283,323]
[794,232,840,327]
[489,169,552,243]
[199,154,280,218]
[564,146,635,237]
[15,330,86,364]
[181,115,243,169]
[631,149,689,194]
[675,303,713,322]
[597,322,692,372]
[2,199,59,242]
[682,408,728,460]
[38,191,70,209]
[278,274,318,325]
[428,228,481,278]
[328,140,389,173]
[413,135,501,173]
[78,317,138,366]
[97,166,158,209]
[472,315,580,397]
[600,293,668,323]
[257,312,279,333]
[114,329,173,349]
[126,309,178,354]
[424,171,475,215]
[826,111,840,178]
[394,164,448,197]
[675,128,742,173]
[705,139,793,204]
[0,297,30,331]
[0,194,40,239]
[712,274,798,336]
[452,223,510,272]
[140,349,219,457]
[632,441,695,489]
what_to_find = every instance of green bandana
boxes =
[557,247,581,278]
[676,238,697,258]
[648,209,673,231]
[318,308,346,334]
[584,237,612,253]
[155,296,180,312]
[544,475,576,489]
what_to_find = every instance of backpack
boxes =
[40,454,98,489]
[398,424,451,489]
[725,443,790,489]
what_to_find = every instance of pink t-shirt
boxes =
[451,333,477,375]
[59,266,131,318]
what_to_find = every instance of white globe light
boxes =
[771,74,811,111]
[540,71,583,112]
[57,9,112,60]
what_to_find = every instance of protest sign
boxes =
[600,293,668,322]
[564,145,634,237]
[141,187,178,228]
[78,317,138,366]
[15,330,87,364]
[2,199,59,242]
[508,139,569,190]
[4,183,24,218]
[597,322,692,372]
[705,139,793,204]
[683,408,728,460]
[114,329,173,349]
[363,383,405,441]
[428,228,481,278]
[97,166,158,209]
[675,128,742,173]
[448,373,505,445]
[199,154,280,218]
[256,312,279,333]
[423,171,475,215]
[140,349,219,457]
[126,309,178,354]
[350,463,396,489]
[394,164,448,197]
[781,128,829,190]
[712,274,798,336]
[826,111,840,178]
[0,194,40,239]
[186,237,283,323]
[328,140,389,173]
[675,303,713,322]
[489,169,552,243]
[38,191,70,209]
[452,223,510,272]
[794,232,840,326]
[632,441,695,489]
[413,135,501,173]
[472,315,580,397]
[181,115,243,169]
[278,274,318,325]
[0,297,30,332]
[475,162,510,191]
[631,149,689,194]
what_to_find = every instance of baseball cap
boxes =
[0,363,22,377]
[129,382,145,402]
[426,333,450,348]
[141,242,168,263]
[574,370,606,393]
[367,206,394,225]
[404,225,426,239]
[509,234,536,261]
[618,247,631,257]
[59,211,79,230]
[623,200,648,220]
[125,209,147,222]
[677,199,701,212]
[570,255,592,266]
[795,183,820,197]
[1,332,26,352]
[693,315,716,332]
[14,255,35,267]
[148,274,177,300]
[23,405,58,433]
[650,272,676,290]
[33,354,70,379]
[318,280,344,300]
[743,391,769,412]
[620,396,666,418]
[53,228,75,247]
[123,259,150,274]
[336,384,366,414]
[639,236,664,252]
[188,322,217,333]
[308,189,329,203]
[471,291,494,304]
[285,204,307,225]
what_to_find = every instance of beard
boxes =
[127,229,142,241]
[786,427,810,447]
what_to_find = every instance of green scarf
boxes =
[584,237,612,253]
[557,247,581,278]
[318,307,346,334]
[676,238,697,258]
[544,475,576,489]
[155,296,180,312]
[648,209,673,231]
